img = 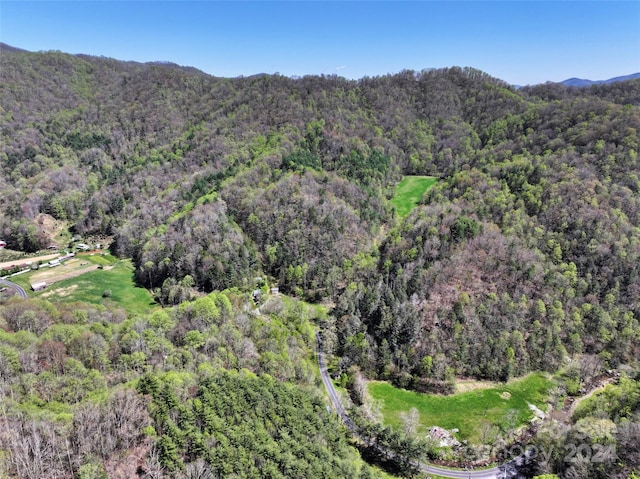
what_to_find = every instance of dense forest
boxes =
[1,45,639,478]
[0,293,385,477]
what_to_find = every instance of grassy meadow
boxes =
[15,254,156,314]
[390,176,438,218]
[368,373,552,443]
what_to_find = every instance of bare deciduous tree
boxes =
[399,407,420,437]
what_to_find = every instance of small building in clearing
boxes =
[0,240,6,249]
[31,281,47,292]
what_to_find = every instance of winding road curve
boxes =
[316,333,513,479]
[0,278,28,299]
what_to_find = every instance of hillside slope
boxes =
[1,47,639,478]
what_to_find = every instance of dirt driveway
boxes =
[0,253,61,271]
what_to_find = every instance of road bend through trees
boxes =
[316,333,514,479]
[0,278,27,299]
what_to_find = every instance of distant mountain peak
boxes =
[561,73,640,88]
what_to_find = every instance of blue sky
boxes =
[1,1,639,85]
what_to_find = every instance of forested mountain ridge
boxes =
[2,47,639,373]
[1,47,640,478]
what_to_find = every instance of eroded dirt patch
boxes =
[41,284,79,298]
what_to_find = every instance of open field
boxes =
[7,252,112,287]
[41,259,155,314]
[390,176,438,218]
[11,254,156,315]
[368,373,552,443]
[28,258,100,284]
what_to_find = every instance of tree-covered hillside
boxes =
[1,47,639,478]
[0,293,383,478]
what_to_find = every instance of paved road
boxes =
[0,278,27,299]
[316,333,512,479]
[317,334,359,434]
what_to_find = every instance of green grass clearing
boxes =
[368,373,552,443]
[390,176,438,218]
[81,252,118,266]
[32,259,157,315]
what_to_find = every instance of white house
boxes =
[31,281,47,292]
[0,240,6,249]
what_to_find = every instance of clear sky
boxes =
[1,1,639,85]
